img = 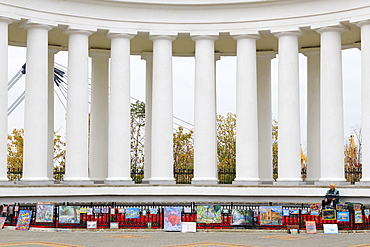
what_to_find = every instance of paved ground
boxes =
[1,228,370,247]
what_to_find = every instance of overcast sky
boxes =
[7,46,362,148]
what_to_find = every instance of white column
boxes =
[303,49,321,182]
[274,31,302,184]
[257,52,275,184]
[233,34,260,184]
[357,21,370,183]
[22,23,53,184]
[316,26,347,184]
[47,49,59,181]
[141,53,153,184]
[149,35,176,185]
[89,51,109,183]
[105,33,134,184]
[63,29,93,184]
[0,18,12,183]
[191,35,218,185]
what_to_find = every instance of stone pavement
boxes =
[1,228,370,247]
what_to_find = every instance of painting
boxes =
[353,204,362,211]
[87,208,93,215]
[36,203,54,223]
[86,221,97,229]
[149,208,158,215]
[164,207,182,231]
[323,224,338,234]
[282,208,290,217]
[196,205,222,224]
[336,204,344,211]
[322,209,336,220]
[1,206,7,214]
[290,209,299,215]
[101,207,109,214]
[181,222,196,233]
[15,210,32,230]
[0,217,6,229]
[259,206,283,226]
[80,208,87,214]
[310,204,320,216]
[305,221,317,234]
[125,208,140,219]
[184,207,192,214]
[93,208,101,214]
[58,206,80,224]
[364,209,370,218]
[110,222,119,229]
[355,210,363,223]
[231,209,254,226]
[337,211,350,222]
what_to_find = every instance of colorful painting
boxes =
[184,207,192,214]
[336,204,344,211]
[290,209,299,214]
[118,208,125,214]
[310,204,320,216]
[322,209,336,220]
[196,205,222,224]
[282,208,290,217]
[231,209,254,226]
[80,208,87,214]
[337,211,350,222]
[364,209,370,217]
[36,203,54,223]
[86,221,97,229]
[149,208,158,214]
[87,208,93,215]
[58,206,80,224]
[110,222,119,229]
[101,207,109,214]
[305,221,317,234]
[93,208,101,214]
[164,207,182,231]
[0,217,6,229]
[355,210,363,223]
[15,210,32,230]
[259,206,283,225]
[353,204,362,211]
[125,208,140,219]
[1,206,7,214]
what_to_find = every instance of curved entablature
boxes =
[0,0,367,54]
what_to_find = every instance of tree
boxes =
[344,125,362,184]
[272,119,278,180]
[173,126,194,183]
[7,128,24,181]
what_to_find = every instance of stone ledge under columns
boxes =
[0,185,369,204]
[61,180,94,185]
[104,180,134,185]
[17,180,55,185]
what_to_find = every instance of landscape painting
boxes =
[259,206,283,225]
[197,205,222,224]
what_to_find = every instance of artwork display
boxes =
[35,203,54,223]
[181,222,196,233]
[87,221,97,229]
[322,209,336,220]
[364,209,370,217]
[110,208,116,214]
[337,211,350,222]
[282,208,290,217]
[301,209,308,215]
[80,208,87,214]
[353,204,362,211]
[149,208,158,215]
[0,217,6,229]
[336,204,344,211]
[15,210,32,230]
[259,206,283,226]
[58,206,80,224]
[196,205,222,224]
[118,208,125,214]
[110,222,119,229]
[87,208,93,215]
[310,204,320,216]
[125,208,140,219]
[164,207,182,231]
[2,206,7,214]
[93,208,101,214]
[231,209,254,226]
[290,209,299,215]
[323,224,338,234]
[184,207,192,214]
[101,207,109,214]
[355,210,363,224]
[305,221,316,234]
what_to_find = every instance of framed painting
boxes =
[0,217,6,229]
[231,209,254,226]
[323,224,338,234]
[259,206,283,226]
[110,222,119,229]
[337,211,350,222]
[15,210,32,231]
[282,208,290,217]
[322,209,336,220]
[305,221,316,234]
[36,203,54,223]
[196,205,222,224]
[59,206,80,224]
[125,208,140,219]
[290,209,299,215]
[355,210,363,223]
[80,208,87,214]
[87,221,97,229]
[149,208,158,215]
[164,207,182,231]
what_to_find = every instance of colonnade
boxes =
[1,17,370,185]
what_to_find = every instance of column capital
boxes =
[21,23,53,31]
[64,29,94,36]
[357,20,370,28]
[231,33,260,41]
[106,32,135,40]
[191,35,218,41]
[316,25,349,34]
[0,17,12,24]
[257,51,276,59]
[149,34,177,41]
[274,30,302,39]
[301,47,320,56]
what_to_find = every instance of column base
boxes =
[273,181,306,186]
[232,179,261,185]
[149,178,176,185]
[191,178,218,185]
[104,179,134,185]
[314,181,350,186]
[61,180,94,185]
[18,180,55,185]
[260,180,274,185]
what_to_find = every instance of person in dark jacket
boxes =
[322,183,339,208]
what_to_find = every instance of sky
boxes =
[7,46,362,149]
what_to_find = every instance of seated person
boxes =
[322,183,339,208]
